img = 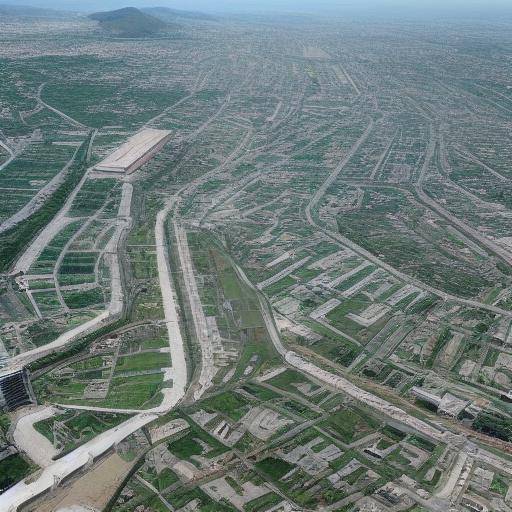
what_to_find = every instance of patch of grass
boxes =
[491,473,509,496]
[201,391,250,421]
[266,369,309,390]
[28,279,55,290]
[426,327,451,368]
[114,352,170,373]
[155,468,178,491]
[320,408,379,444]
[34,415,59,443]
[376,438,395,450]
[36,411,128,452]
[0,414,11,434]
[168,425,227,461]
[416,444,446,487]
[28,318,128,372]
[62,287,104,309]
[336,265,376,292]
[68,178,117,216]
[484,348,500,367]
[309,336,362,367]
[59,251,98,275]
[344,466,367,485]
[0,135,90,272]
[407,435,435,453]
[103,373,164,409]
[241,383,279,401]
[255,457,294,480]
[244,492,283,512]
[381,425,406,442]
[279,399,321,420]
[43,82,185,128]
[473,411,512,442]
[162,486,236,511]
[71,356,105,370]
[30,221,82,274]
[169,436,203,460]
[141,338,168,350]
[386,447,411,466]
[234,432,259,453]
[0,454,32,492]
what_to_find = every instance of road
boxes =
[0,144,81,235]
[0,139,15,172]
[2,196,188,510]
[3,180,130,372]
[306,119,374,215]
[154,200,188,410]
[36,83,88,130]
[12,406,60,467]
[173,221,215,401]
[305,184,512,318]
[62,198,190,414]
[0,413,157,512]
[231,257,453,444]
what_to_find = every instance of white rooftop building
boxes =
[94,128,171,174]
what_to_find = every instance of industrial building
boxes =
[94,128,171,174]
[0,368,35,412]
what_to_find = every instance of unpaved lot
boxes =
[25,452,133,512]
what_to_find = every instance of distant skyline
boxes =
[2,0,512,18]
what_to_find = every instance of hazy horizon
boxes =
[2,0,512,18]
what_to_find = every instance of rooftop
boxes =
[94,128,171,173]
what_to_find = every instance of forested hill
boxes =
[88,7,169,38]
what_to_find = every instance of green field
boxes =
[114,352,170,374]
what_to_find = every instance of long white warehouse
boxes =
[94,128,171,174]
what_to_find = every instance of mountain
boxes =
[88,7,169,38]
[141,6,215,22]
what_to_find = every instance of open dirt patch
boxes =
[25,452,133,512]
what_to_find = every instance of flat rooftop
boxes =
[94,128,171,173]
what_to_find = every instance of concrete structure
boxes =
[0,369,35,412]
[438,393,470,417]
[13,407,60,467]
[410,387,442,408]
[94,129,171,174]
[0,413,157,512]
[411,388,469,417]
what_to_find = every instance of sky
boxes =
[2,0,512,18]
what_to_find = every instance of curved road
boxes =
[0,413,157,512]
[304,126,512,318]
[0,198,188,511]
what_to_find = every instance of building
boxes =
[410,387,442,408]
[411,387,470,417]
[94,128,171,174]
[0,368,35,411]
[438,393,470,417]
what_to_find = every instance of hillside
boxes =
[88,7,169,38]
[142,7,216,22]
